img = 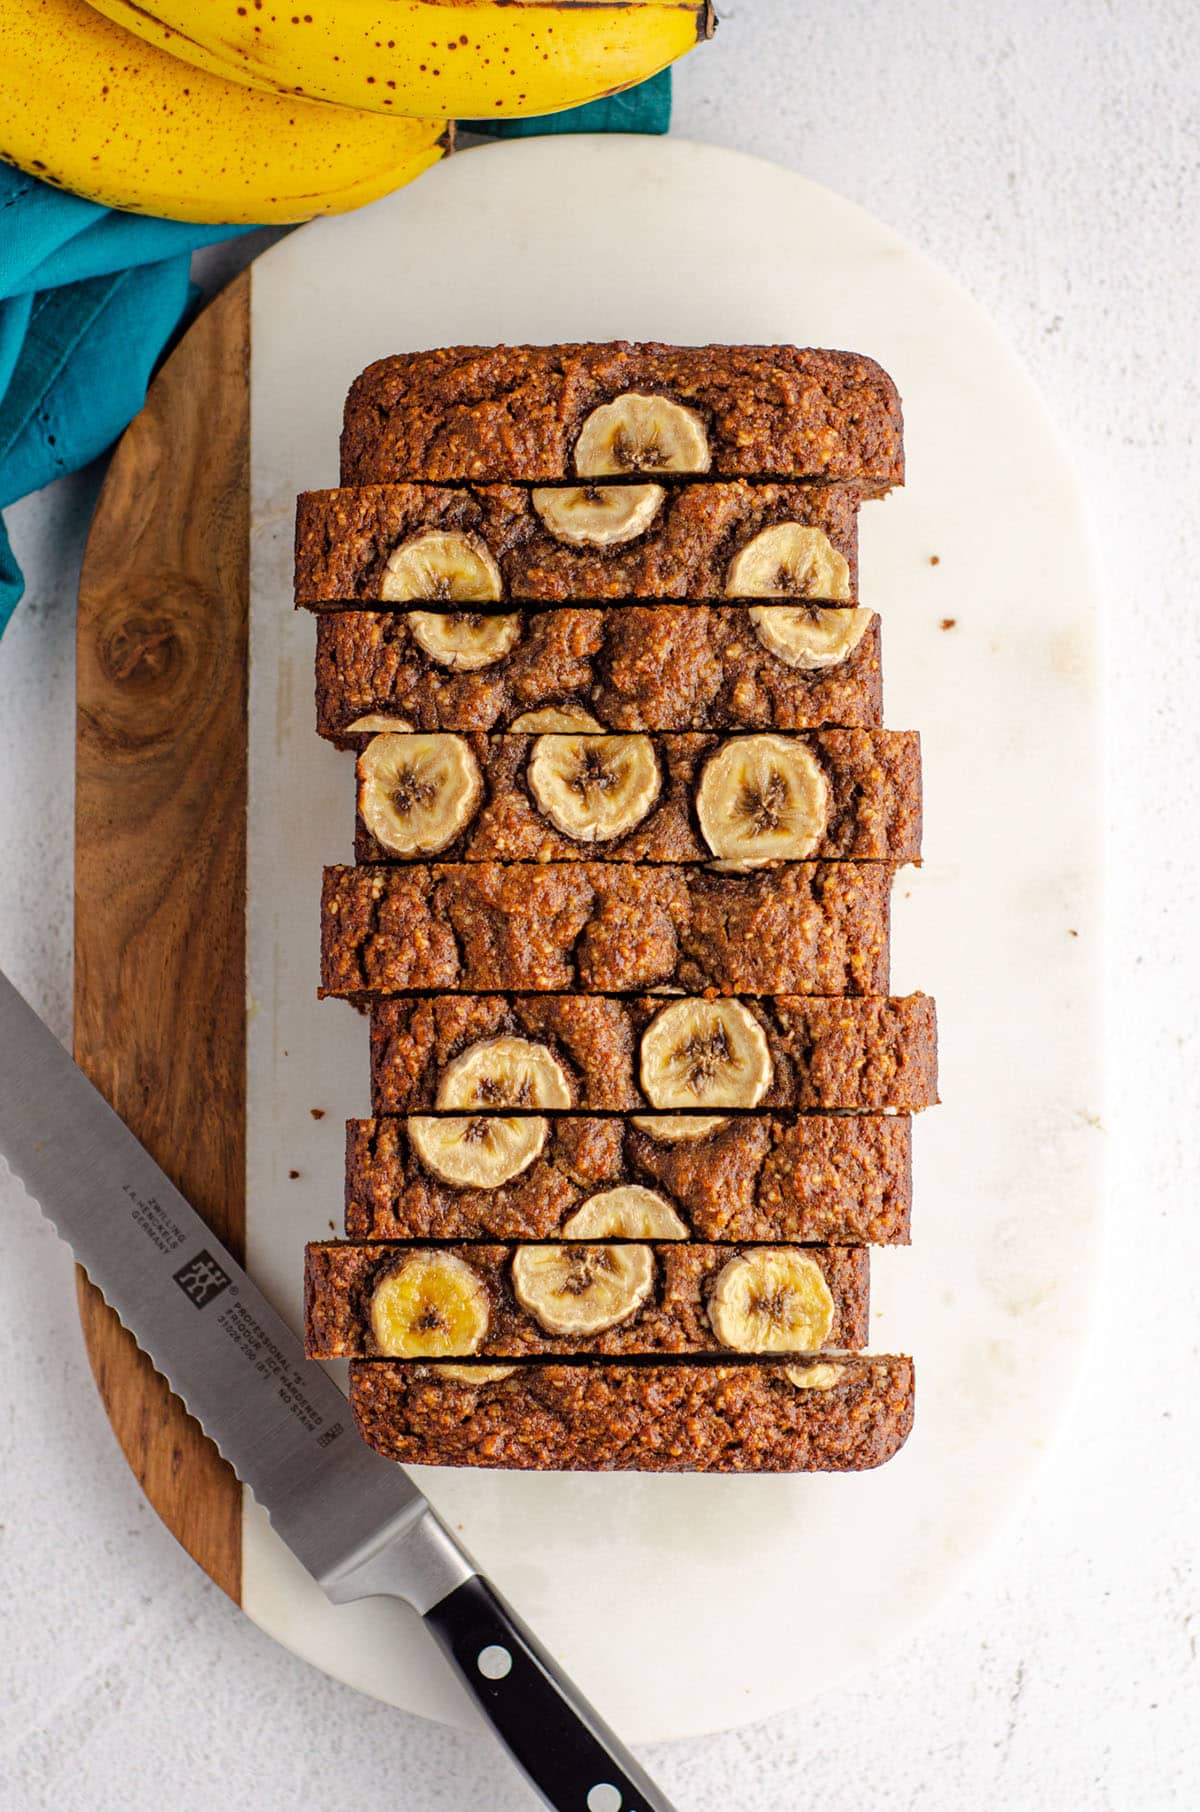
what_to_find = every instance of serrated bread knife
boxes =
[0,969,677,1812]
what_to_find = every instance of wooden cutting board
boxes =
[73,273,250,1602]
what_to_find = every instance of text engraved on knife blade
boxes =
[115,1177,345,1445]
[217,1296,345,1445]
[112,1174,346,1442]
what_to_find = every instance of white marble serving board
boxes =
[242,135,1103,1743]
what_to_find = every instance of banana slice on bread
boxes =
[532,483,664,548]
[783,1362,846,1390]
[708,1250,835,1354]
[639,999,773,1111]
[435,1036,572,1111]
[561,1185,688,1240]
[343,713,415,734]
[573,393,711,477]
[629,1114,730,1143]
[369,1252,490,1358]
[749,604,873,669]
[408,1115,547,1189]
[409,611,521,671]
[696,733,830,867]
[511,1244,655,1336]
[381,529,503,603]
[527,733,660,842]
[430,1364,518,1384]
[508,705,605,734]
[357,733,482,857]
[726,522,852,600]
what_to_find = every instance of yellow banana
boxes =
[82,0,715,120]
[0,0,448,223]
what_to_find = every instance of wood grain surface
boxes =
[74,274,251,1602]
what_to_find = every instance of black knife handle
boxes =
[424,1573,678,1812]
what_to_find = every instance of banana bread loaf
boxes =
[315,604,883,739]
[349,1355,915,1472]
[353,728,922,866]
[345,1113,913,1244]
[294,481,860,606]
[305,1240,870,1360]
[367,993,938,1115]
[339,343,904,491]
[321,861,892,997]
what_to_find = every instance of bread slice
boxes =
[305,1241,870,1360]
[320,861,892,998]
[345,1113,913,1245]
[352,728,921,867]
[316,604,883,740]
[349,1355,914,1472]
[294,481,860,607]
[367,994,937,1116]
[339,343,904,491]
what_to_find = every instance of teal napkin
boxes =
[0,70,670,637]
[467,69,672,138]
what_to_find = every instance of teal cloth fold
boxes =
[469,68,671,138]
[0,171,255,632]
[0,71,671,637]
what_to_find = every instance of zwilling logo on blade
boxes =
[172,1250,232,1308]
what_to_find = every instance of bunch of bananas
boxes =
[0,0,714,223]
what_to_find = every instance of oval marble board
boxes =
[75,135,1104,1743]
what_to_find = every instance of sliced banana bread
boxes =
[352,728,922,866]
[320,861,892,997]
[315,604,883,739]
[367,993,937,1115]
[294,481,860,606]
[339,343,904,490]
[305,1240,870,1360]
[345,1113,912,1244]
[349,1355,914,1472]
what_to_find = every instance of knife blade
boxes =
[0,968,677,1812]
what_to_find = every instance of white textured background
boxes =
[1,1,1196,1806]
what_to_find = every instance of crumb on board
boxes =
[940,617,957,631]
[288,1169,300,1179]
[1068,928,1079,938]
[310,1107,325,1120]
[929,555,940,566]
